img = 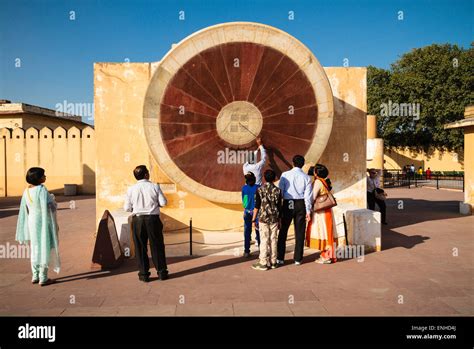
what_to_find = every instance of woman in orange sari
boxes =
[306,164,337,264]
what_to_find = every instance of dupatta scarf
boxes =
[15,185,61,273]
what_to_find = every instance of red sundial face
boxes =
[159,42,318,192]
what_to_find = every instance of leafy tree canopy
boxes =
[367,43,473,152]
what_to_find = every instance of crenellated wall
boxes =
[0,126,95,196]
[384,147,464,172]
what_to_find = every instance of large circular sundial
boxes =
[143,22,334,204]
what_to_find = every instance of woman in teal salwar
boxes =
[16,167,60,286]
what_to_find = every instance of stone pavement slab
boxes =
[175,303,234,316]
[233,302,293,316]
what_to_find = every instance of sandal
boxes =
[315,258,332,264]
[31,279,39,284]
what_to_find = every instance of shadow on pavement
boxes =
[381,196,462,250]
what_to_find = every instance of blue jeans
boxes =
[243,210,260,253]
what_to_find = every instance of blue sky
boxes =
[0,0,472,124]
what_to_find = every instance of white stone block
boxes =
[345,208,381,252]
[332,204,358,240]
[110,209,133,257]
[459,202,472,215]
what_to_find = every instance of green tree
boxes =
[368,43,473,152]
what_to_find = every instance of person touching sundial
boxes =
[243,137,267,186]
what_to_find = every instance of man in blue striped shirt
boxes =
[277,155,313,265]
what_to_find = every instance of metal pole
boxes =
[462,173,464,192]
[189,217,193,256]
[342,213,348,245]
[436,174,439,190]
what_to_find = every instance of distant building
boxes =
[0,100,95,197]
[0,100,91,130]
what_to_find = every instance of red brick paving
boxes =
[0,188,472,316]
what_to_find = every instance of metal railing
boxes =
[383,170,464,191]
[164,218,296,256]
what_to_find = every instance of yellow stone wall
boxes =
[366,115,377,139]
[384,147,464,172]
[366,114,384,171]
[322,67,367,208]
[94,63,368,230]
[367,139,385,170]
[365,113,463,173]
[0,126,95,197]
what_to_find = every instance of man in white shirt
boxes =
[277,155,313,265]
[124,165,168,282]
[243,137,267,185]
[367,168,387,225]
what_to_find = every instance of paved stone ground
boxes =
[0,188,472,316]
